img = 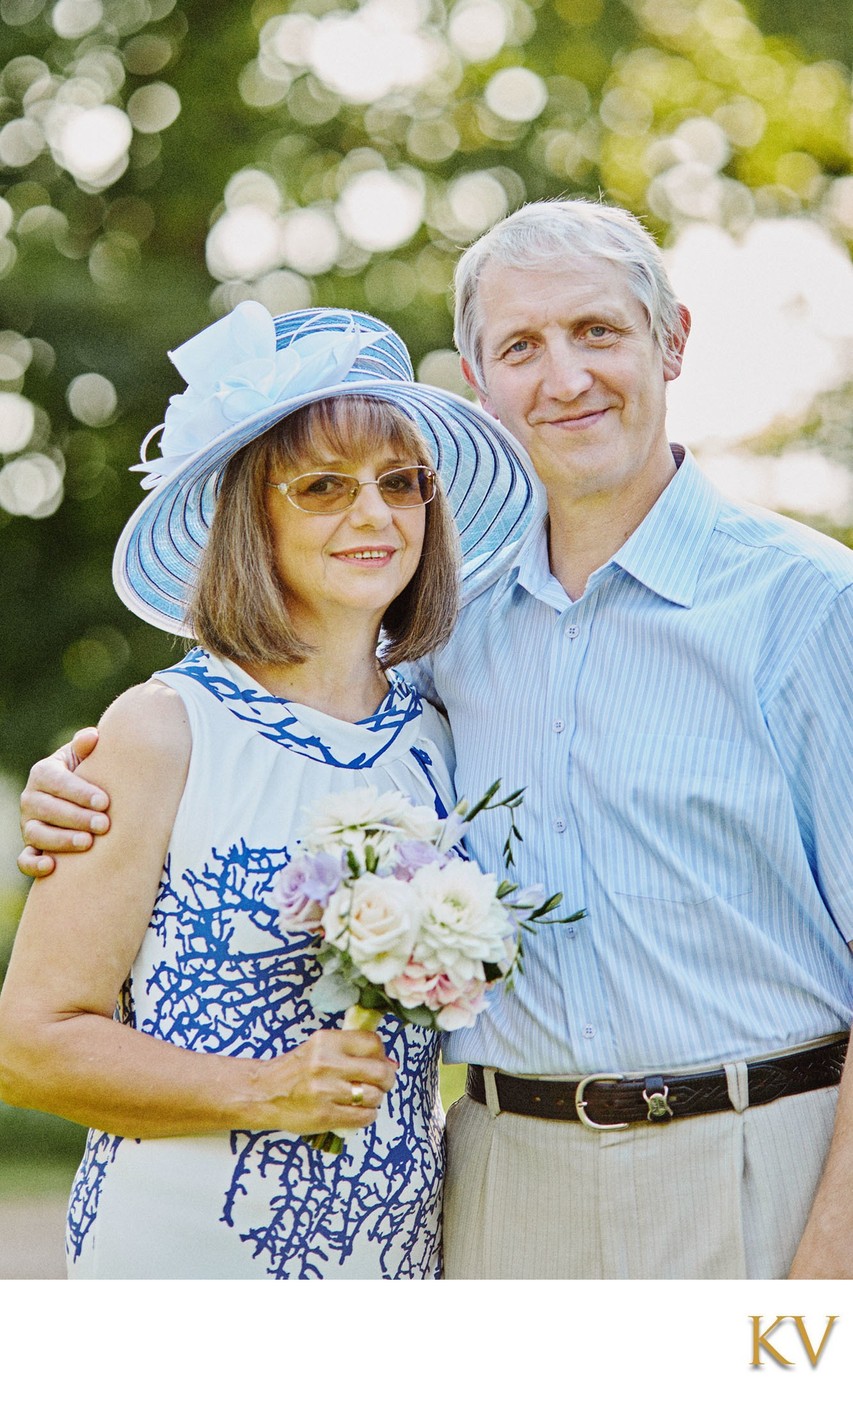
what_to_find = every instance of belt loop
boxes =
[482,1066,502,1118]
[724,1059,750,1113]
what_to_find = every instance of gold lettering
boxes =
[792,1316,838,1368]
[750,1316,793,1368]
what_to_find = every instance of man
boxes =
[17,200,853,1278]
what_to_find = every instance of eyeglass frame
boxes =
[266,464,437,514]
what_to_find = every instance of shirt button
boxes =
[565,624,580,639]
[553,719,565,733]
[554,818,567,833]
[582,1024,595,1039]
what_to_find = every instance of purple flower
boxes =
[437,811,469,854]
[511,884,545,911]
[391,840,445,881]
[275,851,343,931]
[300,850,345,902]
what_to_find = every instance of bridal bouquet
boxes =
[274,781,583,1153]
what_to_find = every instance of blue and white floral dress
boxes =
[66,649,455,1280]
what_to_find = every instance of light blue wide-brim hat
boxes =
[113,300,545,634]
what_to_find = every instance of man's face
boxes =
[464,257,689,504]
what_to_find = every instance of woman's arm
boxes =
[0,683,395,1138]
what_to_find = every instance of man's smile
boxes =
[532,407,612,428]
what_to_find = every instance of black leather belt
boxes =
[465,1036,848,1129]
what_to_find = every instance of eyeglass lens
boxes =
[286,466,435,513]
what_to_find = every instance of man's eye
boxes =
[587,325,614,340]
[504,339,531,357]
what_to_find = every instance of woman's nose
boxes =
[346,479,393,526]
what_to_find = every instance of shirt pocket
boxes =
[606,734,757,904]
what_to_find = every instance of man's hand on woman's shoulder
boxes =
[19,725,108,877]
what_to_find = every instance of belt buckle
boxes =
[574,1073,629,1130]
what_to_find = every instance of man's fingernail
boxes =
[91,816,109,833]
[72,833,91,849]
[91,793,108,811]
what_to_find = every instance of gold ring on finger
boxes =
[350,1082,365,1107]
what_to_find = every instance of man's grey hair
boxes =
[453,198,683,389]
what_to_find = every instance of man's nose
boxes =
[540,339,595,399]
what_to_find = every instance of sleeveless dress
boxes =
[65,648,455,1280]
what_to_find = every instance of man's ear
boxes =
[461,357,497,418]
[663,304,691,383]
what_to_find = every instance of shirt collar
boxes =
[608,446,721,608]
[508,512,555,604]
[509,446,721,610]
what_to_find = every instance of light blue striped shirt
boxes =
[411,449,853,1074]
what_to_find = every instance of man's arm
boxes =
[765,585,853,1276]
[21,650,452,877]
[788,1049,853,1277]
[18,727,109,877]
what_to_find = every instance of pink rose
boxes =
[434,976,488,1031]
[385,961,445,1010]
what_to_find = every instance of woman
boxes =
[0,302,536,1279]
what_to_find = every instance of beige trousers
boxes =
[442,1083,839,1279]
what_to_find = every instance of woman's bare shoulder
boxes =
[77,679,191,793]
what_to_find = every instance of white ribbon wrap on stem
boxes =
[305,1003,385,1156]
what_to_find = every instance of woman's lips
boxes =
[330,547,396,565]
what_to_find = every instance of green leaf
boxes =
[461,778,503,822]
[353,984,390,1011]
[312,968,360,1013]
[403,1006,438,1028]
[530,892,564,918]
[502,788,526,805]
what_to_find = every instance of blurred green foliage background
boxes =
[1,0,852,1173]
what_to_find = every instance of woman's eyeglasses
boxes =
[268,465,437,515]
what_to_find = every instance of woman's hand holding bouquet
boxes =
[275,782,583,1153]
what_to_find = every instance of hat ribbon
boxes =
[131,301,385,491]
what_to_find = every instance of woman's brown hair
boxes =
[187,395,460,668]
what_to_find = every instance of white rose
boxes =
[324,873,420,984]
[409,858,514,982]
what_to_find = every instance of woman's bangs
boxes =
[278,397,430,471]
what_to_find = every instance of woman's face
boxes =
[266,446,427,634]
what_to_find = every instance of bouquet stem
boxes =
[303,1004,384,1156]
[341,1003,384,1034]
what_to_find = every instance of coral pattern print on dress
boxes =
[65,649,453,1279]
